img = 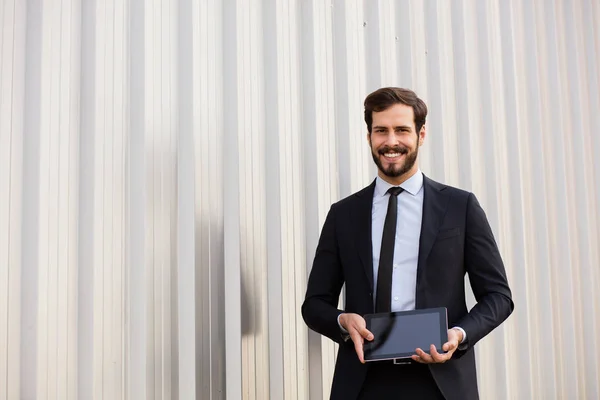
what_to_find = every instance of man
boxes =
[301,87,514,399]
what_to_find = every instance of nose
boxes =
[383,131,398,147]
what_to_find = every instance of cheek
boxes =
[404,138,419,149]
[370,139,383,150]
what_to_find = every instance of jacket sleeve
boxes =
[454,193,514,357]
[301,204,346,343]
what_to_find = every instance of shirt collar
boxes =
[374,169,424,198]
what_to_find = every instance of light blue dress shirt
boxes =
[372,171,424,312]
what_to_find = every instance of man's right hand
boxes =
[338,313,374,364]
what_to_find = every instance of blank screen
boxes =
[366,312,443,359]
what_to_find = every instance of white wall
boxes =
[1,0,599,399]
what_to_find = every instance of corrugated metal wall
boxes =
[1,0,599,399]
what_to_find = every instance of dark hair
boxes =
[364,87,427,134]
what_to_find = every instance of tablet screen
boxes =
[363,308,448,361]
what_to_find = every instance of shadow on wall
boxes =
[239,232,262,337]
[241,272,253,335]
[240,261,261,336]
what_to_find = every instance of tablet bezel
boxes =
[363,307,448,362]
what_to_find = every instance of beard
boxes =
[370,144,418,178]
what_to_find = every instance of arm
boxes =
[455,193,514,355]
[301,205,346,343]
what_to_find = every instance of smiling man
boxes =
[302,87,514,399]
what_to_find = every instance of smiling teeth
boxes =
[384,152,401,157]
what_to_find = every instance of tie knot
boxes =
[387,186,403,196]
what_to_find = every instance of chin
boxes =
[385,165,404,177]
[384,171,403,178]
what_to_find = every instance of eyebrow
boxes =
[372,125,412,130]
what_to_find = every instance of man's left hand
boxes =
[412,328,463,364]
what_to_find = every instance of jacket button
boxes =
[369,292,373,297]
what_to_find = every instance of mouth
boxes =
[383,152,402,158]
[379,148,407,161]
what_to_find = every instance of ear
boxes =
[418,125,426,146]
[366,132,371,145]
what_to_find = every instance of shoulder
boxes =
[424,176,482,213]
[330,181,376,210]
[424,176,489,218]
[424,175,472,200]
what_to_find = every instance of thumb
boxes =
[359,327,374,341]
[443,337,458,352]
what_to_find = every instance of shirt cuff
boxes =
[337,314,350,341]
[337,313,348,333]
[452,326,467,350]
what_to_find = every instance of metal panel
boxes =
[0,1,25,399]
[1,0,599,399]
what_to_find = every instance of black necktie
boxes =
[376,186,404,313]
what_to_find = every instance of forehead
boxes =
[372,103,415,126]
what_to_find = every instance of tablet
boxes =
[363,307,448,362]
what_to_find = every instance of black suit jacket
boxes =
[302,176,514,400]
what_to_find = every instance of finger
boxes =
[442,339,457,352]
[350,330,363,346]
[357,344,365,364]
[347,315,371,340]
[429,344,449,363]
[415,348,434,363]
[348,323,372,342]
[350,333,365,363]
[411,354,425,364]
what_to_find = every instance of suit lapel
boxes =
[354,180,377,291]
[416,176,450,306]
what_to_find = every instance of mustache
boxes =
[377,146,409,155]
